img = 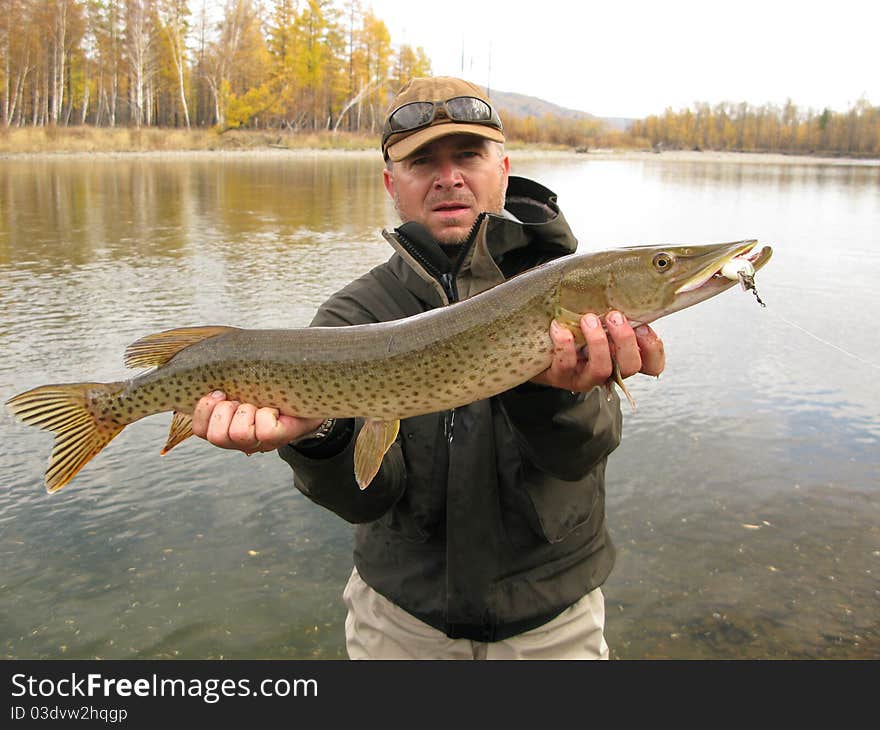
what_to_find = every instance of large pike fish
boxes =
[7,240,772,493]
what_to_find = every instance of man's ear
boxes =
[383,167,395,198]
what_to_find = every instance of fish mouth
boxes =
[675,240,773,294]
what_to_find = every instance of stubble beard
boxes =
[393,182,507,248]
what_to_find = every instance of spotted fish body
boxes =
[7,240,772,493]
[117,283,558,423]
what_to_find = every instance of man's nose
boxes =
[433,160,464,188]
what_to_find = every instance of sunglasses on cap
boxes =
[382,96,503,147]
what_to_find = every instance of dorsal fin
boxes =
[124,326,238,369]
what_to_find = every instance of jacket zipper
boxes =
[393,230,453,301]
[393,213,486,305]
[393,215,486,446]
[439,272,458,303]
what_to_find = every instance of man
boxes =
[192,77,665,659]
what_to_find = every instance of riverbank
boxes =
[0,126,379,155]
[520,149,880,166]
[2,126,878,167]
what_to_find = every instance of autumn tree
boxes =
[392,43,431,90]
[123,0,154,127]
[202,0,274,129]
[155,0,190,127]
[46,1,86,124]
[628,100,880,156]
[83,0,124,126]
[265,0,298,126]
[0,0,35,126]
[290,0,331,129]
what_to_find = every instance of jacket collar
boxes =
[381,176,578,305]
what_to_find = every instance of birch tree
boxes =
[124,0,154,127]
[203,0,266,129]
[156,0,190,127]
[0,0,30,125]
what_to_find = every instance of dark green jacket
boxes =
[279,176,621,641]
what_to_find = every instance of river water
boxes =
[1,151,877,659]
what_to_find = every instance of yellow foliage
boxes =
[627,100,880,156]
[2,0,876,160]
[225,83,281,129]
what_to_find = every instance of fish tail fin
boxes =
[6,382,126,493]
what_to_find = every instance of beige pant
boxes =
[342,567,609,660]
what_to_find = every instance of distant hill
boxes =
[479,86,634,131]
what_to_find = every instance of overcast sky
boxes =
[367,0,878,119]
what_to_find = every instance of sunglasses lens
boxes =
[446,97,493,122]
[389,102,435,131]
[383,97,501,152]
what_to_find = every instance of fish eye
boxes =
[652,252,674,272]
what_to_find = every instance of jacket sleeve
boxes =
[276,280,408,524]
[278,420,407,524]
[496,383,622,481]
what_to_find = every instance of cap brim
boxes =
[386,122,505,162]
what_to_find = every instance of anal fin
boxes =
[353,418,400,490]
[161,411,194,455]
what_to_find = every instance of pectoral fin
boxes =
[554,306,587,345]
[161,411,194,455]
[353,418,400,490]
[556,309,637,411]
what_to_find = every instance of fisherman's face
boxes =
[384,134,510,246]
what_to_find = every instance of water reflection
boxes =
[643,157,880,190]
[1,152,878,659]
[0,154,392,270]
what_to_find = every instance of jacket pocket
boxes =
[495,421,609,547]
[522,466,606,543]
[496,391,615,546]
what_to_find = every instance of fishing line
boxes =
[766,309,880,372]
[733,267,879,372]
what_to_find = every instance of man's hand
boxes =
[530,311,665,392]
[191,391,325,453]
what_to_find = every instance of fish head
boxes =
[559,239,773,326]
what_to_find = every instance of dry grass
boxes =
[0,126,381,155]
[3,127,870,167]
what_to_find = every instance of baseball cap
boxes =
[381,76,505,162]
